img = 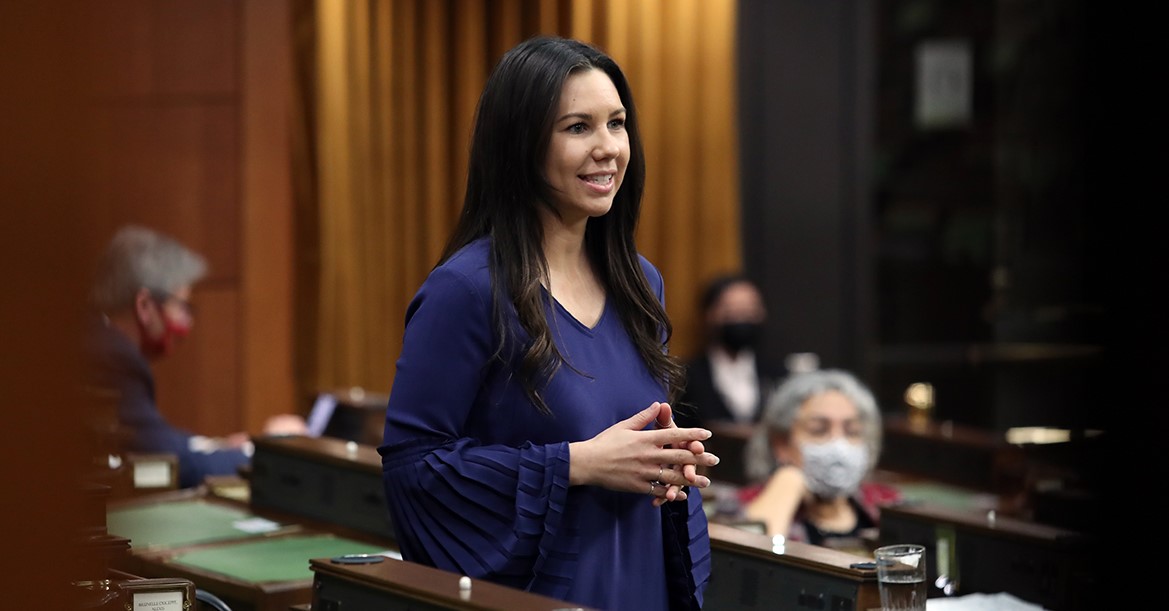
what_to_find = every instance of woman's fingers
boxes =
[672,439,713,483]
[580,401,720,499]
[654,464,710,489]
[658,447,719,466]
[627,401,666,431]
[655,402,675,429]
[647,402,717,502]
[653,426,713,447]
[652,473,692,507]
[649,469,689,507]
[652,486,687,507]
[644,401,713,462]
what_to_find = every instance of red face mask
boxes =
[138,310,192,359]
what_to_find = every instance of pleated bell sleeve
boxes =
[379,263,578,594]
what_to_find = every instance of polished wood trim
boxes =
[252,435,381,474]
[709,522,877,579]
[879,502,1090,547]
[310,556,600,611]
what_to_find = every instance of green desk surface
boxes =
[170,534,391,583]
[892,481,999,511]
[107,499,286,550]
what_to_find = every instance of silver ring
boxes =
[649,481,657,495]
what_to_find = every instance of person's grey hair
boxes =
[90,225,207,312]
[744,368,882,482]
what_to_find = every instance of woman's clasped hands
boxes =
[569,401,720,506]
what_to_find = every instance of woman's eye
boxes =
[804,424,829,437]
[608,118,625,130]
[566,123,588,134]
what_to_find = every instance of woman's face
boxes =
[778,390,864,465]
[543,68,629,224]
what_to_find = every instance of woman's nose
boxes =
[593,132,620,159]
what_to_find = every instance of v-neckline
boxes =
[546,289,607,334]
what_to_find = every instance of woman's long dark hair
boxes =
[439,35,684,414]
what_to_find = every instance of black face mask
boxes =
[717,322,761,353]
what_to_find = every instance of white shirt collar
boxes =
[709,348,759,422]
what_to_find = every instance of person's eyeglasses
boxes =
[149,291,196,318]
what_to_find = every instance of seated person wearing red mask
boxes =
[85,225,306,488]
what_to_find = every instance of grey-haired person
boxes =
[741,368,895,551]
[86,225,306,488]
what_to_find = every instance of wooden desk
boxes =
[878,502,1098,610]
[879,414,1027,495]
[309,556,600,610]
[250,436,395,542]
[868,469,1003,514]
[705,522,880,611]
[879,415,1108,529]
[106,489,394,611]
[123,531,391,611]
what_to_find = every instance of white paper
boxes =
[232,517,282,533]
[927,592,1047,610]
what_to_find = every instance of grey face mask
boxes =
[799,437,869,499]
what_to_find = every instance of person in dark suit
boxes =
[676,274,787,429]
[85,225,306,488]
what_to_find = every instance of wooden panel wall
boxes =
[242,0,299,432]
[83,0,297,435]
[3,3,97,605]
[0,2,297,602]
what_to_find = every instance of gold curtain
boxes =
[293,0,741,394]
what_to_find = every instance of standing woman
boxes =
[379,36,718,610]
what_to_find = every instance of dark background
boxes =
[737,0,1144,434]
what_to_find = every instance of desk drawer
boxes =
[250,449,394,541]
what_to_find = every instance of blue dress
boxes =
[379,238,710,610]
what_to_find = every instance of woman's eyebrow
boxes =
[555,107,627,123]
[556,111,593,123]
